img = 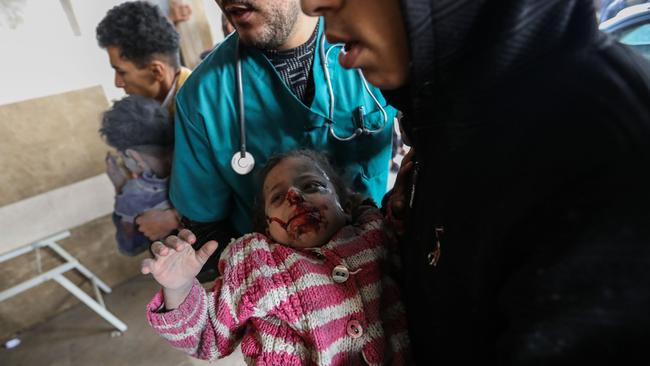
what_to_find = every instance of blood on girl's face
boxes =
[263,156,347,248]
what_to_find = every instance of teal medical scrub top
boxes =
[170,20,397,235]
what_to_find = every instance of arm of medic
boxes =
[135,208,181,241]
[168,100,241,268]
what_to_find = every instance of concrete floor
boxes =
[0,275,244,366]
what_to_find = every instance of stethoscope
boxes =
[231,36,389,175]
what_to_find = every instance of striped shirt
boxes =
[147,205,410,365]
[263,26,318,104]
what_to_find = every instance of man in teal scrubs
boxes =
[171,0,396,249]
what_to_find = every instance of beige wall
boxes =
[0,87,107,205]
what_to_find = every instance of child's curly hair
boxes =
[100,95,172,151]
[251,149,366,233]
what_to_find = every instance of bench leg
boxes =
[53,275,128,332]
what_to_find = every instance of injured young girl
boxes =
[142,149,411,365]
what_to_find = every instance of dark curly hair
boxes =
[100,95,173,151]
[96,1,180,68]
[251,150,360,233]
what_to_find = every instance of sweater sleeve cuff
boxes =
[146,279,204,329]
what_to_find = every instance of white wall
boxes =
[0,0,224,106]
[202,0,225,44]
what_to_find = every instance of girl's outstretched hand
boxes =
[141,229,218,309]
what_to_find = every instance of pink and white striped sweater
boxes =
[146,206,410,365]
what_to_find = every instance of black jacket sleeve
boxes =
[180,217,240,278]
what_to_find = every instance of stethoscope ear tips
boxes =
[231,151,255,175]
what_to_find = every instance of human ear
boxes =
[149,60,166,81]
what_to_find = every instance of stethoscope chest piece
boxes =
[231,151,255,175]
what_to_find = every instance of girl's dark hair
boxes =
[251,150,353,233]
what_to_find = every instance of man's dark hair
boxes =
[100,95,173,151]
[96,1,180,68]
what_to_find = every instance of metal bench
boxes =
[0,174,127,332]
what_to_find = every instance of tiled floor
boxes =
[0,275,244,366]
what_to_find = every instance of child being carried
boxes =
[142,149,411,365]
[100,95,175,256]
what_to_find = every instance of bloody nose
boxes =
[286,187,304,205]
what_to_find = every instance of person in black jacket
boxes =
[301,0,650,364]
